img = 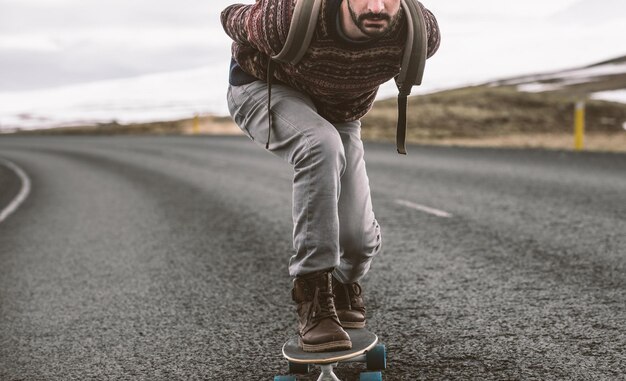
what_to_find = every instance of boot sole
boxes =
[299,339,352,353]
[340,321,366,329]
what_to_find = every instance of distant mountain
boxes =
[487,54,626,101]
[589,55,626,67]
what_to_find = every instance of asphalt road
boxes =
[0,136,624,380]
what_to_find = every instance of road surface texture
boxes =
[0,136,624,380]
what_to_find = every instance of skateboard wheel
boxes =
[288,362,310,374]
[274,376,297,381]
[366,344,386,371]
[360,371,383,381]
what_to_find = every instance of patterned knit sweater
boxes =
[221,0,440,123]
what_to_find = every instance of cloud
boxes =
[0,34,61,52]
[0,0,232,31]
[0,0,234,90]
[427,0,578,19]
[0,30,228,91]
[549,0,626,24]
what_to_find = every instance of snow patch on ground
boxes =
[591,89,626,104]
[503,63,626,87]
[511,62,626,95]
[516,83,563,93]
[0,66,228,132]
[589,90,626,132]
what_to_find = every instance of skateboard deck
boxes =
[275,329,387,381]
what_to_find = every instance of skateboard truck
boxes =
[317,363,340,381]
[315,356,384,381]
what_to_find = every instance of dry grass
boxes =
[362,85,626,152]
[407,133,626,152]
[14,115,240,136]
[179,116,239,135]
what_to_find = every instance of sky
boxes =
[0,0,625,129]
[0,0,232,90]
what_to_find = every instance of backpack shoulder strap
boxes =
[396,0,428,95]
[272,0,323,65]
[395,0,428,154]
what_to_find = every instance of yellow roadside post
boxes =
[574,100,585,151]
[193,114,200,135]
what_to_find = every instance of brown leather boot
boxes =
[292,270,352,352]
[332,275,366,329]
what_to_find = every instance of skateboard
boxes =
[274,329,387,381]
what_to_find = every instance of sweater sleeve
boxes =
[220,0,293,57]
[419,3,441,58]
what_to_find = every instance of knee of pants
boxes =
[294,128,347,176]
[342,224,382,261]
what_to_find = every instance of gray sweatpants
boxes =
[227,81,382,283]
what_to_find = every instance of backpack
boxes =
[265,0,429,154]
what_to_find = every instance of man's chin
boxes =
[360,26,389,38]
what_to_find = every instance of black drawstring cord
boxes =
[266,59,275,150]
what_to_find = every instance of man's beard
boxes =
[347,0,397,38]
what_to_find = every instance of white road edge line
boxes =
[0,157,32,224]
[395,199,453,218]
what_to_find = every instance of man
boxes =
[221,0,440,352]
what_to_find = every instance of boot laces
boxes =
[339,282,364,312]
[340,283,352,310]
[310,286,336,321]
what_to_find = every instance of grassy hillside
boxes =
[362,85,626,142]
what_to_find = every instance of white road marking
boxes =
[0,158,32,224]
[395,199,453,218]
